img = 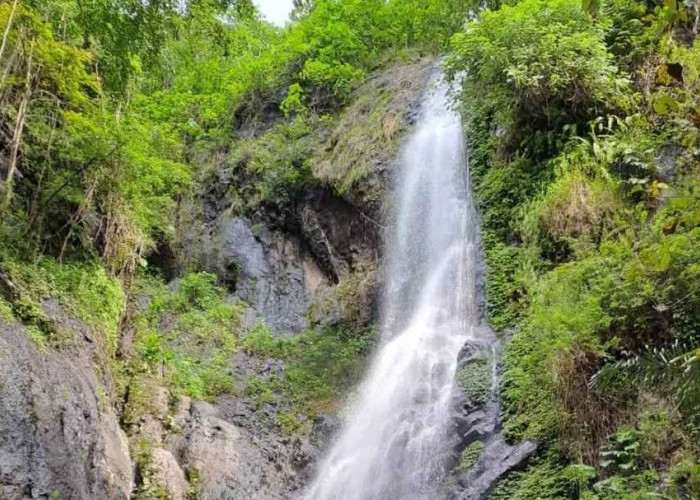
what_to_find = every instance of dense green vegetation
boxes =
[0,0,471,454]
[0,0,470,273]
[447,0,700,495]
[2,0,700,497]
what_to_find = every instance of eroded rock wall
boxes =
[0,316,132,500]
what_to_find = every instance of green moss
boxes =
[311,59,431,205]
[244,376,275,405]
[241,321,292,359]
[243,322,377,425]
[456,357,491,406]
[482,239,530,334]
[307,263,376,329]
[490,455,572,500]
[24,325,48,351]
[122,375,161,426]
[0,258,125,354]
[228,116,315,214]
[132,438,171,500]
[459,441,485,474]
[128,272,243,401]
[276,411,312,435]
[0,297,14,323]
[187,467,202,500]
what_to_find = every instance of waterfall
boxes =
[305,74,480,500]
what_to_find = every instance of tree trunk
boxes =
[0,0,19,66]
[3,41,33,210]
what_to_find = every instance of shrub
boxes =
[128,272,243,400]
[243,323,377,421]
[447,0,633,143]
[0,257,125,354]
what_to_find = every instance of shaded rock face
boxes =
[214,215,327,334]
[448,336,537,500]
[0,318,132,500]
[184,185,381,335]
[298,188,381,282]
[173,64,436,336]
[457,438,537,500]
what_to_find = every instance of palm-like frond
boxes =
[591,341,700,412]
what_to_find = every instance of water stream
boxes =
[306,74,481,500]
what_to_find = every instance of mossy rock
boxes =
[459,441,485,474]
[312,58,433,210]
[456,356,491,406]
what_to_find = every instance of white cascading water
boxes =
[305,74,480,500]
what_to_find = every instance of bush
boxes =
[243,323,377,420]
[0,258,125,354]
[128,272,243,400]
[447,0,633,143]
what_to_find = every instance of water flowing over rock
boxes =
[305,75,479,499]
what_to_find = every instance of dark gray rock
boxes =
[0,319,132,499]
[213,215,328,334]
[298,189,380,283]
[448,334,538,500]
[455,438,537,499]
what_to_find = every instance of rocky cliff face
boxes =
[448,335,537,500]
[0,58,433,500]
[0,304,132,500]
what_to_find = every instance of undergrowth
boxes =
[447,0,700,495]
[242,321,377,432]
[124,272,244,404]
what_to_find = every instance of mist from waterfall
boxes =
[305,74,480,500]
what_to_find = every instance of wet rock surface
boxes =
[0,318,132,500]
[449,335,537,500]
[457,438,537,500]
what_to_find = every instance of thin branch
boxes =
[3,39,33,210]
[0,0,19,71]
[24,143,119,235]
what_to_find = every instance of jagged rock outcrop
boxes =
[172,60,434,338]
[457,438,537,500]
[184,190,381,335]
[0,59,436,500]
[214,215,328,334]
[312,58,434,215]
[448,334,537,500]
[0,311,132,500]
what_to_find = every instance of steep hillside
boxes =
[446,0,700,497]
[0,0,444,493]
[1,0,700,498]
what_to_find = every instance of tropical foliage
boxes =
[448,0,700,495]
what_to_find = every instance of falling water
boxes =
[306,74,480,500]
